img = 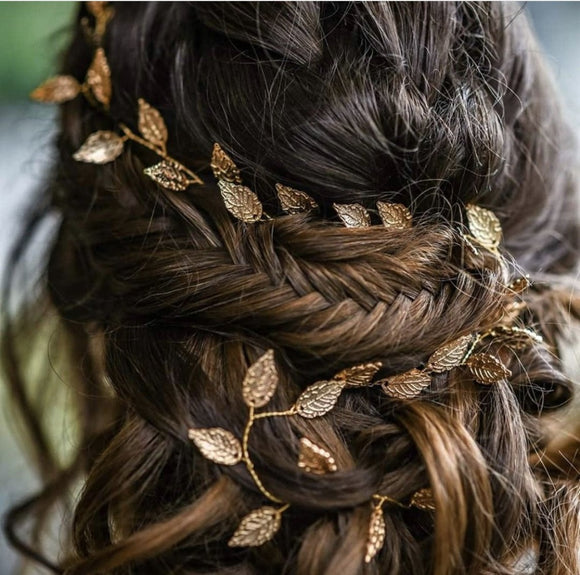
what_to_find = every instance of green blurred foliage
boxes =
[0,1,76,102]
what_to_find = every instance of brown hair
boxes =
[4,2,580,574]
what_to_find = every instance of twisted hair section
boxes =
[3,3,580,575]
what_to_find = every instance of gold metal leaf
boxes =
[377,201,412,230]
[365,504,386,563]
[218,181,263,223]
[30,76,81,104]
[144,161,190,191]
[138,98,168,151]
[333,203,371,228]
[298,437,338,475]
[508,276,530,295]
[381,369,431,400]
[228,506,282,547]
[275,183,318,214]
[486,325,543,350]
[188,427,242,466]
[211,143,242,184]
[73,130,124,164]
[466,353,512,384]
[466,204,502,250]
[295,380,345,419]
[334,362,383,387]
[86,47,112,107]
[242,349,278,408]
[410,488,436,511]
[426,335,472,373]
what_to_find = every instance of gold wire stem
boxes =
[372,493,408,509]
[253,408,297,420]
[242,406,284,504]
[119,123,204,185]
[277,503,291,514]
[463,333,482,362]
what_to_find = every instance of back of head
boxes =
[5,3,580,574]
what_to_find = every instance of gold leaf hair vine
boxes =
[188,350,433,553]
[31,4,204,189]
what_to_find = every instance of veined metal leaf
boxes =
[228,506,282,547]
[365,504,386,563]
[138,98,168,150]
[86,47,111,107]
[410,488,436,511]
[297,437,338,475]
[466,353,512,384]
[493,325,543,348]
[377,201,412,230]
[211,143,242,184]
[275,183,318,214]
[381,369,431,400]
[426,335,472,373]
[144,161,190,191]
[188,427,242,466]
[295,380,345,419]
[242,349,278,408]
[73,131,124,164]
[466,204,502,250]
[218,181,263,222]
[333,203,371,228]
[30,76,81,103]
[334,362,382,387]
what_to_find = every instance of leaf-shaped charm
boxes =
[495,325,543,347]
[295,380,345,419]
[138,98,168,151]
[410,488,436,511]
[228,506,282,547]
[211,143,242,184]
[86,47,112,108]
[426,334,472,373]
[242,349,278,408]
[334,362,382,387]
[466,353,512,384]
[377,202,412,230]
[466,204,502,250]
[365,504,386,563]
[333,203,371,228]
[30,76,81,103]
[275,183,318,214]
[73,131,124,164]
[144,161,190,191]
[218,181,263,222]
[381,369,431,400]
[508,276,530,295]
[188,427,242,466]
[297,437,338,475]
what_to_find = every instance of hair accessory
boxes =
[188,350,433,552]
[377,201,413,229]
[333,203,372,228]
[464,203,502,254]
[276,183,319,214]
[31,2,547,564]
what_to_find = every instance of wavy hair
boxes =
[4,2,580,574]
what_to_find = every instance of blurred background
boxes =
[1,2,580,573]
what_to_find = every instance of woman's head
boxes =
[5,2,580,574]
